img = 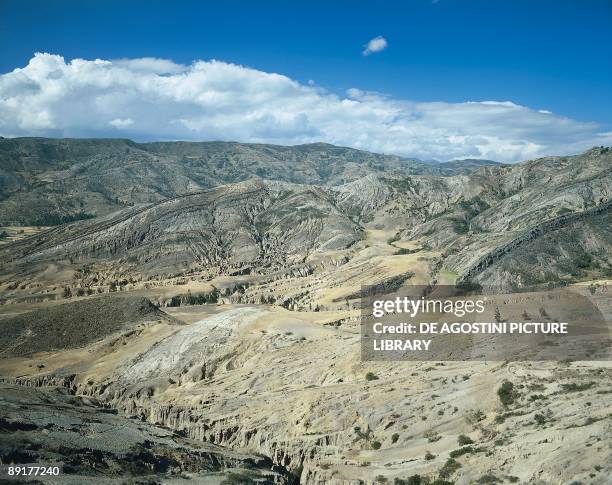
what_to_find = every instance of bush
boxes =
[449,446,473,458]
[560,382,595,393]
[394,476,422,485]
[366,372,379,381]
[497,381,515,406]
[425,451,436,460]
[439,458,461,478]
[371,440,382,450]
[476,473,500,484]
[534,413,547,425]
[457,434,473,445]
[391,433,400,444]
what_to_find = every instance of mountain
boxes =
[1,140,611,484]
[0,137,445,226]
[437,158,503,175]
[1,145,610,300]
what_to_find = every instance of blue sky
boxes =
[0,0,611,161]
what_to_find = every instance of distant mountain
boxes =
[437,158,503,175]
[0,137,495,226]
[2,145,610,293]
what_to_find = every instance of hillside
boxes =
[0,140,610,484]
[1,145,610,302]
[0,137,442,226]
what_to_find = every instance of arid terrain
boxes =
[0,138,610,484]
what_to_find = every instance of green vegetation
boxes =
[560,382,595,393]
[371,440,382,450]
[220,469,260,484]
[169,289,219,307]
[457,434,473,446]
[449,447,472,458]
[439,458,461,479]
[395,247,422,255]
[394,476,454,485]
[476,473,500,484]
[574,252,594,269]
[465,409,485,426]
[450,217,469,234]
[391,433,400,444]
[33,211,95,226]
[497,381,515,406]
[366,372,379,381]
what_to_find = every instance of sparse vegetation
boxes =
[476,473,500,484]
[457,434,473,445]
[559,382,595,393]
[439,458,461,478]
[497,381,515,406]
[366,372,379,381]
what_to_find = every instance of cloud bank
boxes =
[363,36,388,56]
[1,53,610,162]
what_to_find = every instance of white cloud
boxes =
[109,117,134,128]
[0,52,610,162]
[362,36,388,56]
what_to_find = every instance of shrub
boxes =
[439,458,461,478]
[465,409,485,426]
[497,381,515,406]
[366,372,379,381]
[371,441,382,450]
[560,382,595,393]
[476,473,500,484]
[391,433,400,444]
[534,413,547,425]
[457,434,473,445]
[449,446,473,458]
[424,430,441,442]
[220,470,258,484]
[425,451,436,460]
[395,476,422,485]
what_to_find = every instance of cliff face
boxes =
[0,381,290,483]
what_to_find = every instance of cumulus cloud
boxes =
[109,117,134,128]
[0,52,610,162]
[362,36,388,56]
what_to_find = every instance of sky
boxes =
[0,0,611,162]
